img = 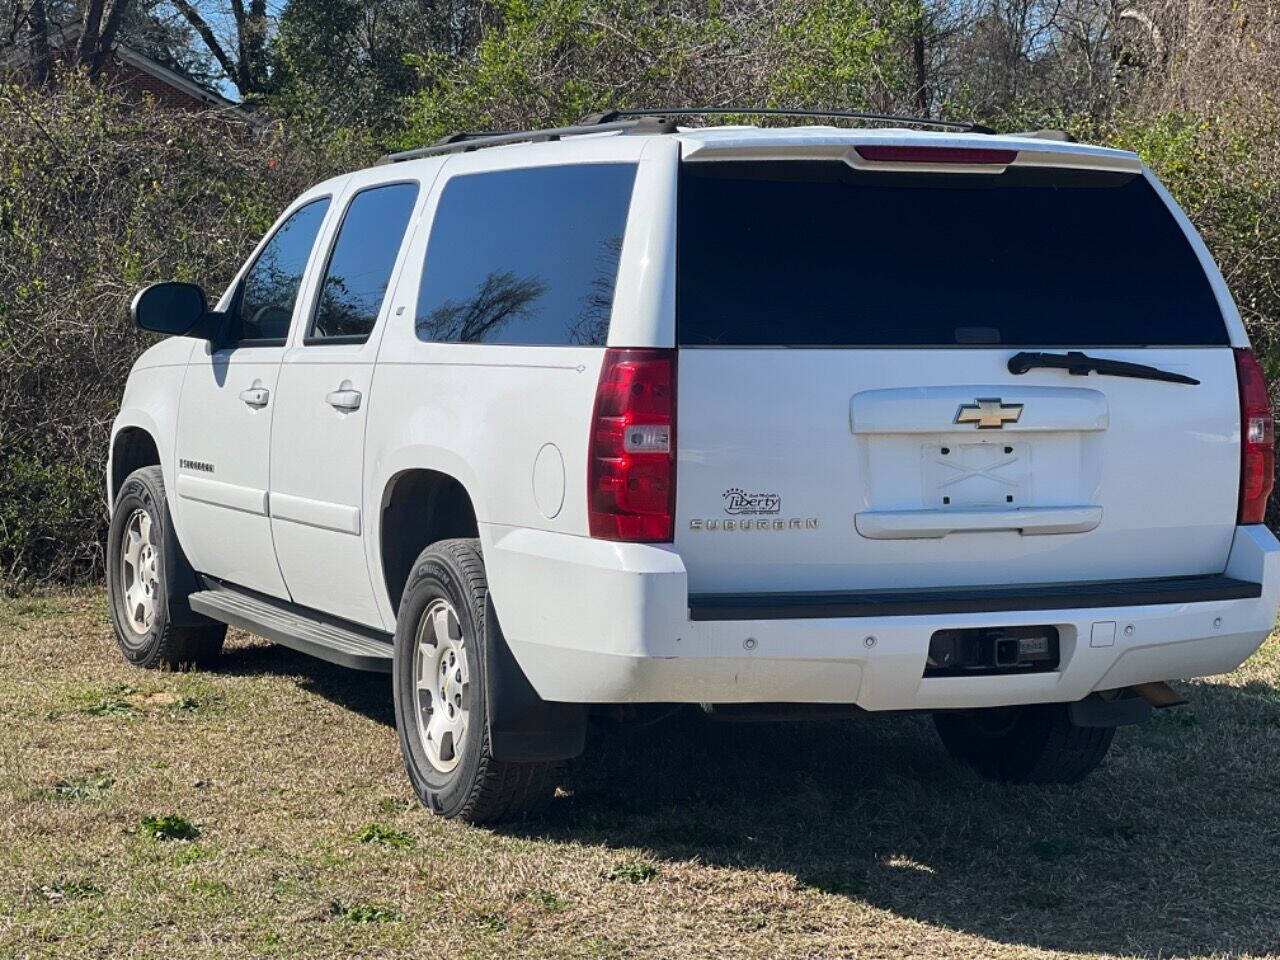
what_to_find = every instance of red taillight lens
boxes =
[1235,347,1275,524]
[588,348,676,541]
[854,145,1018,165]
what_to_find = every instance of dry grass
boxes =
[3,591,1280,959]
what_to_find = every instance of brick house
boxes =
[0,24,250,118]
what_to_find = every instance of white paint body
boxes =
[109,125,1280,708]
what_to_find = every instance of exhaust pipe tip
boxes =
[1130,681,1188,709]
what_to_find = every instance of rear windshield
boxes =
[677,161,1229,347]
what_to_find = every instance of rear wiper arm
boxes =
[1007,350,1199,385]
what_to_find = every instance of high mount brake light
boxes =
[1235,348,1275,524]
[587,348,676,542]
[854,145,1018,165]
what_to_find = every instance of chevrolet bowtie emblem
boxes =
[954,397,1023,429]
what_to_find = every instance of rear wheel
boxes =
[933,704,1114,784]
[106,466,225,669]
[392,538,558,822]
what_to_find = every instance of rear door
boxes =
[674,153,1241,594]
[269,180,421,629]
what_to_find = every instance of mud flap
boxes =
[483,596,587,762]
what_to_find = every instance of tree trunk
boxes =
[87,0,133,77]
[913,26,928,113]
[76,0,105,69]
[27,0,53,87]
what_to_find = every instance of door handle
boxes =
[325,388,362,411]
[239,387,269,408]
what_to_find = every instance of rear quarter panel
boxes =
[365,136,677,626]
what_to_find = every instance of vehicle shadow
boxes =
[216,637,396,727]
[214,638,1280,956]
[515,682,1280,958]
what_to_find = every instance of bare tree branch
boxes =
[170,0,239,85]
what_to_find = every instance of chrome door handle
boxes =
[239,387,269,407]
[325,388,362,411]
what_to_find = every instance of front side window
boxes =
[231,198,331,344]
[310,182,420,342]
[415,163,638,346]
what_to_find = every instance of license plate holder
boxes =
[921,440,1031,509]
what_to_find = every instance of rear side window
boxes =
[231,197,330,344]
[415,163,637,346]
[310,182,420,343]
[677,161,1229,348]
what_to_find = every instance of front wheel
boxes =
[392,538,558,822]
[106,466,225,669]
[933,704,1115,784]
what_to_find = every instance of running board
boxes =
[189,584,394,672]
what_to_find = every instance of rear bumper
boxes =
[484,524,1280,710]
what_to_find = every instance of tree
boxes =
[272,0,487,135]
[169,0,271,95]
[75,0,131,74]
[401,0,924,146]
[23,0,55,84]
[119,0,222,88]
[5,0,135,83]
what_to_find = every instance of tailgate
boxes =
[672,154,1240,595]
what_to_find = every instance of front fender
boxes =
[109,339,194,519]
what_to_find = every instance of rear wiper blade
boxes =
[1007,350,1199,385]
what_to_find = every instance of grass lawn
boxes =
[2,590,1280,958]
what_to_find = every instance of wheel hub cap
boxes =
[120,508,159,635]
[412,598,471,774]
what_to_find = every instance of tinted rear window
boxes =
[677,161,1229,347]
[416,163,637,346]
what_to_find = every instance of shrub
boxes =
[0,76,371,584]
[3,73,1280,584]
[1092,110,1280,376]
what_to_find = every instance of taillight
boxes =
[587,348,676,541]
[854,145,1018,165]
[1235,347,1274,524]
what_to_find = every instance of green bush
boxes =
[1091,111,1280,377]
[0,76,371,583]
[3,71,1279,585]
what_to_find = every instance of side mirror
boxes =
[130,282,212,337]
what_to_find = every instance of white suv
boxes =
[107,110,1280,821]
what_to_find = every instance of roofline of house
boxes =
[112,44,242,112]
[0,22,249,118]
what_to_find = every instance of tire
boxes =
[392,538,558,823]
[106,466,226,669]
[932,704,1115,784]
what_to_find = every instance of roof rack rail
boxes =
[377,107,996,164]
[581,107,997,135]
[432,130,518,145]
[1007,128,1077,143]
[377,116,676,164]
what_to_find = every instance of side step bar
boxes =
[189,582,394,673]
